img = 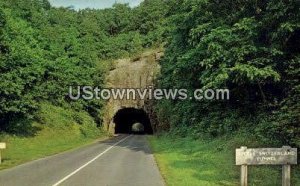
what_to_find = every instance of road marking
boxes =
[52,135,132,186]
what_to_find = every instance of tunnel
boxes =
[113,108,153,134]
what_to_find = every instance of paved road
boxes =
[0,135,164,186]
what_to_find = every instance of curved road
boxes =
[0,135,164,186]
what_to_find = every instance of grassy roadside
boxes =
[0,126,107,170]
[0,103,108,170]
[148,134,300,186]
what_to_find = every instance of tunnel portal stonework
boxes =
[103,50,163,134]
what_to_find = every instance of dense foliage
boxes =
[0,0,166,131]
[0,0,299,148]
[156,0,300,146]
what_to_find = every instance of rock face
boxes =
[103,50,163,134]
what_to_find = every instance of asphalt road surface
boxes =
[0,135,165,186]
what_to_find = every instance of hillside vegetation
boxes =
[150,1,300,185]
[155,0,300,149]
[0,0,165,131]
[0,0,166,168]
[0,0,299,184]
[0,103,106,170]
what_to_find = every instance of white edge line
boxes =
[52,135,132,186]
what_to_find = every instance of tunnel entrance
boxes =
[113,108,153,134]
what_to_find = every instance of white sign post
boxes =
[236,146,297,186]
[0,143,6,164]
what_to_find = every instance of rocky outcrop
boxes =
[103,50,163,134]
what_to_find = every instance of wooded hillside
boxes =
[0,0,299,148]
[155,0,300,148]
[0,0,166,133]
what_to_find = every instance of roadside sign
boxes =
[0,143,6,149]
[236,146,297,186]
[236,147,297,165]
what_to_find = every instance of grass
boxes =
[0,103,107,170]
[148,134,300,186]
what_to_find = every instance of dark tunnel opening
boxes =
[113,108,153,134]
